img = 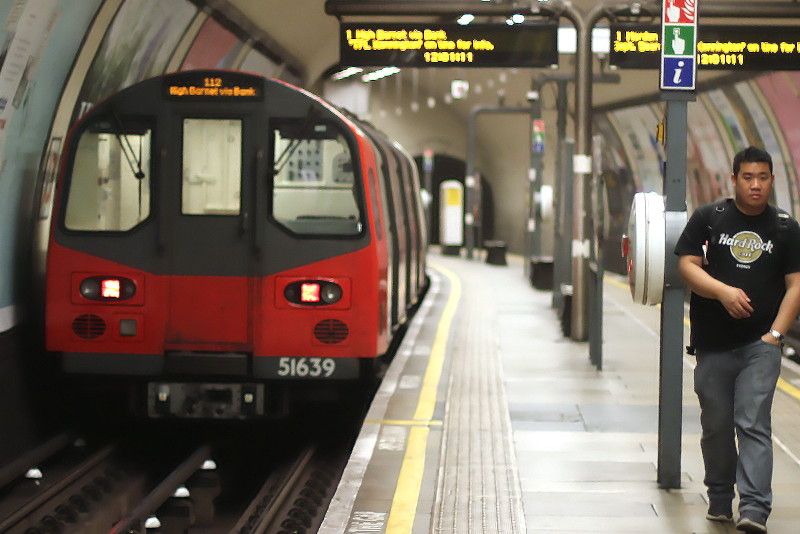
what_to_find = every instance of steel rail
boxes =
[109,445,212,534]
[0,432,74,490]
[0,444,116,533]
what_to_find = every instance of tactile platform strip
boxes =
[431,259,526,534]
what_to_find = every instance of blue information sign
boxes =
[660,0,698,91]
[661,57,695,89]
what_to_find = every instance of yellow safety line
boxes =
[605,275,630,291]
[412,263,460,422]
[364,419,443,427]
[778,377,800,401]
[385,262,461,534]
[386,426,429,529]
[603,274,800,401]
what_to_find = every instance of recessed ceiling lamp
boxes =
[332,67,363,80]
[457,13,474,25]
[361,67,401,82]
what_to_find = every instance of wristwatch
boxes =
[769,329,784,342]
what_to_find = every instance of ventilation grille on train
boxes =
[72,314,106,339]
[314,319,349,344]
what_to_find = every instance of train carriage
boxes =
[45,70,427,419]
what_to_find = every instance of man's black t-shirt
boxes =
[674,199,800,351]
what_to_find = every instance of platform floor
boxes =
[319,249,800,533]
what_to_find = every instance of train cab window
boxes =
[64,118,151,231]
[271,120,362,235]
[182,119,242,215]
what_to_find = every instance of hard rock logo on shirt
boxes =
[718,231,774,268]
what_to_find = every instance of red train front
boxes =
[45,70,427,418]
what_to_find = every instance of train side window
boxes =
[271,120,362,235]
[64,118,152,232]
[182,118,242,215]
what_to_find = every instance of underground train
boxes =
[45,69,427,419]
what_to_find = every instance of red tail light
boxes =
[285,280,343,306]
[101,279,121,299]
[301,283,321,303]
[80,276,136,301]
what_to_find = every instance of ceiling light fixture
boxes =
[361,67,401,82]
[457,13,474,25]
[332,66,363,80]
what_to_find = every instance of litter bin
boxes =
[484,240,507,266]
[529,257,554,289]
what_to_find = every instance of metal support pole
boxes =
[658,92,693,489]
[554,139,575,329]
[552,82,569,311]
[526,81,543,280]
[422,150,434,244]
[529,73,618,285]
[547,73,617,311]
[562,3,633,344]
[466,113,477,259]
[589,135,605,370]
[566,4,592,342]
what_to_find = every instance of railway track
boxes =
[0,426,352,534]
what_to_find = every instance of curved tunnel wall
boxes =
[3,2,800,335]
[0,0,297,335]
[597,72,800,274]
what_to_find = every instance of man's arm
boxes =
[677,254,754,319]
[761,271,800,345]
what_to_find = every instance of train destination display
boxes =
[340,22,559,67]
[612,24,800,70]
[163,71,264,101]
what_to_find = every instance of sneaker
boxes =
[736,517,767,533]
[706,502,733,522]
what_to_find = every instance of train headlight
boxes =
[285,280,343,306]
[80,276,136,301]
[321,283,343,304]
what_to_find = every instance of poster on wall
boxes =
[75,0,196,121]
[734,80,798,216]
[0,0,59,170]
[181,17,244,71]
[239,48,281,79]
[757,72,800,217]
[38,136,61,219]
[685,99,730,211]
[607,105,664,193]
[704,89,750,151]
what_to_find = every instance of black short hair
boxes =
[733,146,773,176]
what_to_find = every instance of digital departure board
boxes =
[340,22,559,68]
[612,24,800,70]
[163,71,264,101]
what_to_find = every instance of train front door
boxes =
[163,115,259,352]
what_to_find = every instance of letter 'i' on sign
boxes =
[660,0,697,90]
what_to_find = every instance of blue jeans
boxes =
[694,339,782,523]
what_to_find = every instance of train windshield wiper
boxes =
[273,107,320,176]
[112,113,146,180]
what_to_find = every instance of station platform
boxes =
[319,249,800,533]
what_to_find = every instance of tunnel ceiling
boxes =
[223,0,796,115]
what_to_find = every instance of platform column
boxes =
[657,0,697,486]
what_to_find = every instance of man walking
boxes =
[675,146,800,533]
